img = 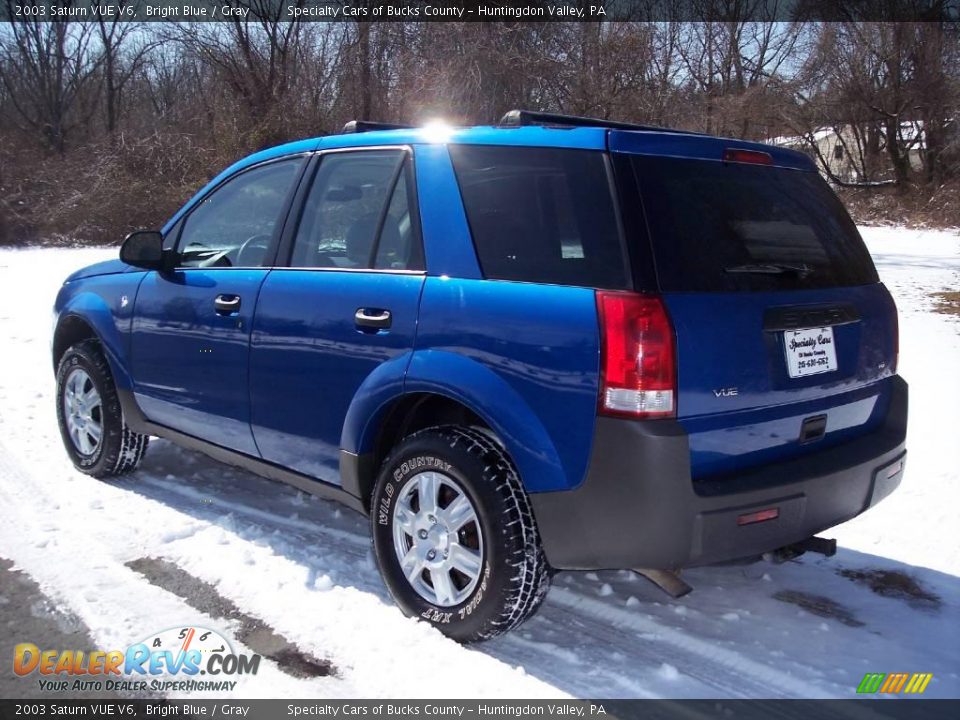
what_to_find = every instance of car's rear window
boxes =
[450,145,629,289]
[628,155,879,292]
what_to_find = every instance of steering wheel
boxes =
[236,234,272,267]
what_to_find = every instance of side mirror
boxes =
[120,230,165,271]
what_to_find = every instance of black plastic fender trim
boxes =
[116,389,367,514]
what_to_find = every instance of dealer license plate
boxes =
[783,327,838,378]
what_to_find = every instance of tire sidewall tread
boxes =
[55,339,148,478]
[370,425,550,642]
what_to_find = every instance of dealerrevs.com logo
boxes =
[13,625,260,693]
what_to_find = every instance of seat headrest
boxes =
[346,212,401,267]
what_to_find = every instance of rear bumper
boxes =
[530,376,908,570]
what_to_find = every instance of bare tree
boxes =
[675,1,807,137]
[0,4,101,153]
[96,4,156,135]
[800,21,959,187]
[1,14,957,244]
[167,0,311,146]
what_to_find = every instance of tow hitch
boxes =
[767,536,837,564]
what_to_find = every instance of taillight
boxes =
[596,291,676,419]
[891,297,900,373]
[723,148,773,165]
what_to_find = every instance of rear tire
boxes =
[370,425,550,642]
[56,339,149,478]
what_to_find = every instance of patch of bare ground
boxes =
[838,568,941,609]
[772,590,865,627]
[930,290,960,317]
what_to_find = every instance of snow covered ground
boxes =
[0,227,957,699]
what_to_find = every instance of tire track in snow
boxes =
[133,458,834,698]
[0,438,565,698]
[0,442,343,698]
[505,598,786,699]
[126,556,336,678]
[547,588,831,698]
[136,474,369,549]
[0,558,107,699]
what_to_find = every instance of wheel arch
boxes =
[53,293,134,392]
[341,350,567,506]
[52,314,98,372]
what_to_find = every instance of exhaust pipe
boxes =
[632,568,693,598]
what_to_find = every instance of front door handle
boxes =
[355,308,392,330]
[214,294,241,315]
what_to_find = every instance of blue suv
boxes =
[53,111,907,641]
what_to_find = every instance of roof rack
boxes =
[341,120,413,134]
[499,109,703,135]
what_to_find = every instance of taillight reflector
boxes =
[737,508,780,526]
[596,292,676,419]
[723,148,773,166]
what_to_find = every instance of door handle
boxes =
[355,308,392,330]
[214,294,241,315]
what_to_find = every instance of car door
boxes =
[249,148,426,484]
[130,156,306,454]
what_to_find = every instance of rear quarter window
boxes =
[629,155,879,292]
[450,145,629,289]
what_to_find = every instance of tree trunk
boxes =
[358,22,372,119]
[884,117,910,187]
[105,52,117,135]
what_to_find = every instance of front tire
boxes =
[370,425,550,642]
[56,339,149,478]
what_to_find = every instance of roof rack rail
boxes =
[341,120,413,134]
[499,109,703,135]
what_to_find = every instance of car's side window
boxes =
[162,217,184,252]
[373,162,423,271]
[290,150,423,271]
[449,145,628,289]
[176,157,304,269]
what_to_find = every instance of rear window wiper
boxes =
[724,263,813,278]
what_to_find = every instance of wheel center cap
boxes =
[426,524,450,553]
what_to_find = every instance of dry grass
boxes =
[839,179,960,230]
[931,291,960,317]
[0,132,227,247]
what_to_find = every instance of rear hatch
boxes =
[610,133,898,482]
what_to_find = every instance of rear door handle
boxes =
[355,308,392,330]
[214,294,241,315]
